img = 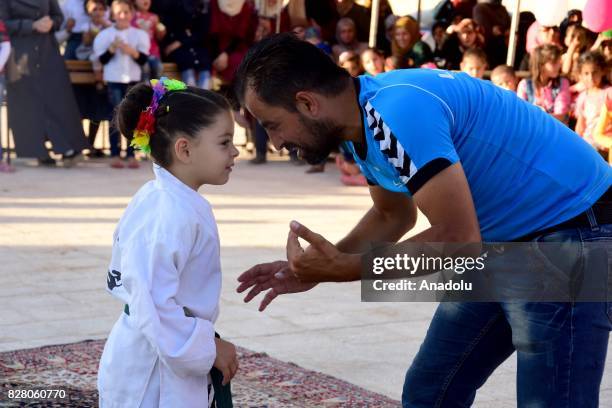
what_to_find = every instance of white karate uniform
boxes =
[98,165,221,408]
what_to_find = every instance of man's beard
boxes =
[297,115,344,165]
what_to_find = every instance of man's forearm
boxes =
[336,206,415,254]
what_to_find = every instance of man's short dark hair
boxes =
[235,33,351,112]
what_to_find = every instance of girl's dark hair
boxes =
[116,83,231,168]
[530,44,563,88]
[577,50,607,73]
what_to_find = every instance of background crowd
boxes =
[0,0,610,179]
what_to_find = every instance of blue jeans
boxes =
[63,33,83,60]
[141,56,163,82]
[181,69,211,89]
[107,82,135,158]
[403,216,612,407]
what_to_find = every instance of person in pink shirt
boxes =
[575,51,610,155]
[131,0,165,81]
[517,44,571,124]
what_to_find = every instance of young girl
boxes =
[517,44,571,124]
[97,77,240,407]
[0,19,13,173]
[561,24,592,79]
[131,0,166,81]
[575,51,611,155]
[360,48,385,76]
[93,0,150,169]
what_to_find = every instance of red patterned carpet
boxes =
[0,340,400,407]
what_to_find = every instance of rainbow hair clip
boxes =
[131,77,188,154]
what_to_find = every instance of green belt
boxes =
[124,304,195,318]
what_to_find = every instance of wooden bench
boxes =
[65,60,181,84]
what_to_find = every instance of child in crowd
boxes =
[94,0,150,169]
[490,64,518,92]
[562,24,592,79]
[575,52,611,154]
[460,47,488,79]
[97,77,239,407]
[131,0,166,81]
[0,20,12,173]
[384,55,405,72]
[361,48,385,76]
[517,44,571,124]
[71,0,112,157]
[79,0,111,83]
[338,50,363,77]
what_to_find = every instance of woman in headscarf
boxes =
[391,16,433,68]
[0,0,88,166]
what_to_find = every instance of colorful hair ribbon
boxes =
[130,77,188,154]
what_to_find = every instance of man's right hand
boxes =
[236,260,317,311]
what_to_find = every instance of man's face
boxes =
[244,88,344,164]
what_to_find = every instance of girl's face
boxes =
[112,3,133,29]
[579,62,604,90]
[134,0,151,12]
[188,111,239,186]
[361,51,384,76]
[491,72,517,92]
[460,56,486,79]
[459,26,477,48]
[87,2,107,24]
[564,25,576,48]
[542,58,562,78]
[339,25,355,44]
[394,27,411,50]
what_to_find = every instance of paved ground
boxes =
[0,146,610,406]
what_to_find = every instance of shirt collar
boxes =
[153,164,211,218]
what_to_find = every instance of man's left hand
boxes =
[287,221,360,283]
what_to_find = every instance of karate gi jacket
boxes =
[98,165,221,407]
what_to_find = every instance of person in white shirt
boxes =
[97,77,240,408]
[59,0,90,59]
[93,0,149,169]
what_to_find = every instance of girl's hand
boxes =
[213,338,239,385]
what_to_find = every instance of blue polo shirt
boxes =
[343,69,611,241]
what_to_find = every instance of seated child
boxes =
[338,50,363,77]
[97,78,240,407]
[574,51,611,156]
[460,47,488,79]
[360,48,385,76]
[490,64,518,92]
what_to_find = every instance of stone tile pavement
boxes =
[0,151,610,406]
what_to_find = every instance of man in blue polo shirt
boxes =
[234,34,612,407]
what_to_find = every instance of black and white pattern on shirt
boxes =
[365,101,418,187]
